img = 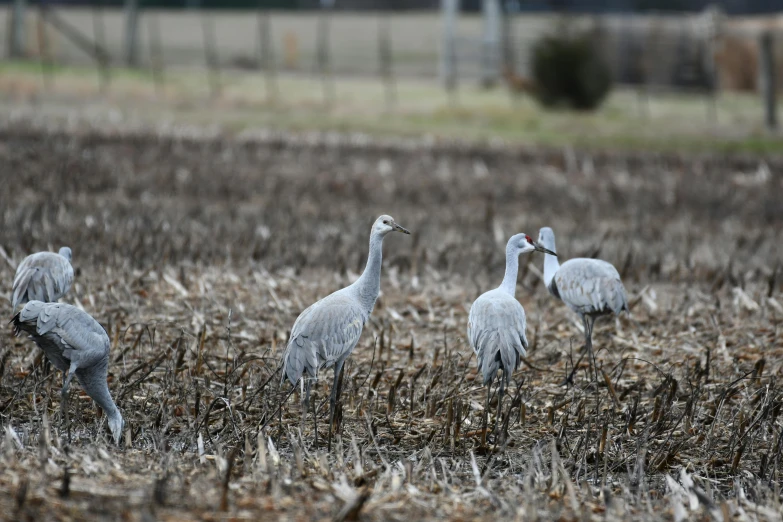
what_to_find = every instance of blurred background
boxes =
[0,0,781,151]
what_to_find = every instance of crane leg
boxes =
[61,365,76,445]
[304,378,312,411]
[584,315,598,382]
[300,378,312,436]
[327,360,345,453]
[481,384,490,448]
[494,375,506,440]
[561,342,588,387]
[312,392,318,449]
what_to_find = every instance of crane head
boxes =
[108,414,125,446]
[510,233,556,256]
[58,247,73,262]
[374,215,410,236]
[537,227,557,254]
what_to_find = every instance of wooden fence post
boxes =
[481,0,500,87]
[441,0,460,107]
[124,0,139,66]
[93,0,111,93]
[440,0,458,93]
[37,5,53,90]
[10,0,28,58]
[257,7,278,104]
[759,31,777,130]
[148,12,165,96]
[202,12,221,98]
[316,3,335,109]
[378,15,396,110]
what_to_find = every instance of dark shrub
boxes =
[530,26,613,111]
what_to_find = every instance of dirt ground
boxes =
[0,125,782,521]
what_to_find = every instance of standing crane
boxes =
[468,233,555,441]
[537,227,629,383]
[282,215,410,448]
[12,301,124,445]
[11,247,74,311]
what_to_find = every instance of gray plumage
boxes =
[11,247,74,310]
[539,227,628,319]
[548,258,628,317]
[468,288,528,385]
[538,227,629,382]
[467,232,555,438]
[282,215,410,446]
[283,292,366,386]
[12,301,124,445]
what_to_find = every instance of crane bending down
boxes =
[467,233,555,441]
[282,215,410,448]
[538,227,629,383]
[12,301,124,445]
[11,247,74,311]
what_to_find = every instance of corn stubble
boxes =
[0,124,782,521]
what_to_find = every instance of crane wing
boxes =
[283,292,366,385]
[12,253,74,309]
[467,290,528,385]
[554,258,629,316]
[18,302,109,368]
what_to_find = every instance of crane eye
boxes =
[383,220,389,225]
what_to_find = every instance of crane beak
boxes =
[533,241,557,256]
[392,222,411,235]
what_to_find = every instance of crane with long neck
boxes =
[538,227,629,384]
[468,233,555,443]
[281,215,410,449]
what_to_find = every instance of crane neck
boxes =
[542,238,560,288]
[354,230,385,311]
[79,359,122,428]
[498,245,520,296]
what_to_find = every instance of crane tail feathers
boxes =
[10,312,22,336]
[476,329,526,387]
[282,342,317,388]
[11,268,34,309]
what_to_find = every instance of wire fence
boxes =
[0,4,780,129]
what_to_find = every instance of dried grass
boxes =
[0,124,781,521]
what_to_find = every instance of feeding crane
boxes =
[12,301,124,445]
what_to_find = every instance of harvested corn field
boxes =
[0,125,782,521]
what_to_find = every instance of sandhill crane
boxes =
[282,215,410,448]
[12,301,124,445]
[11,247,74,311]
[538,227,629,383]
[468,233,555,441]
